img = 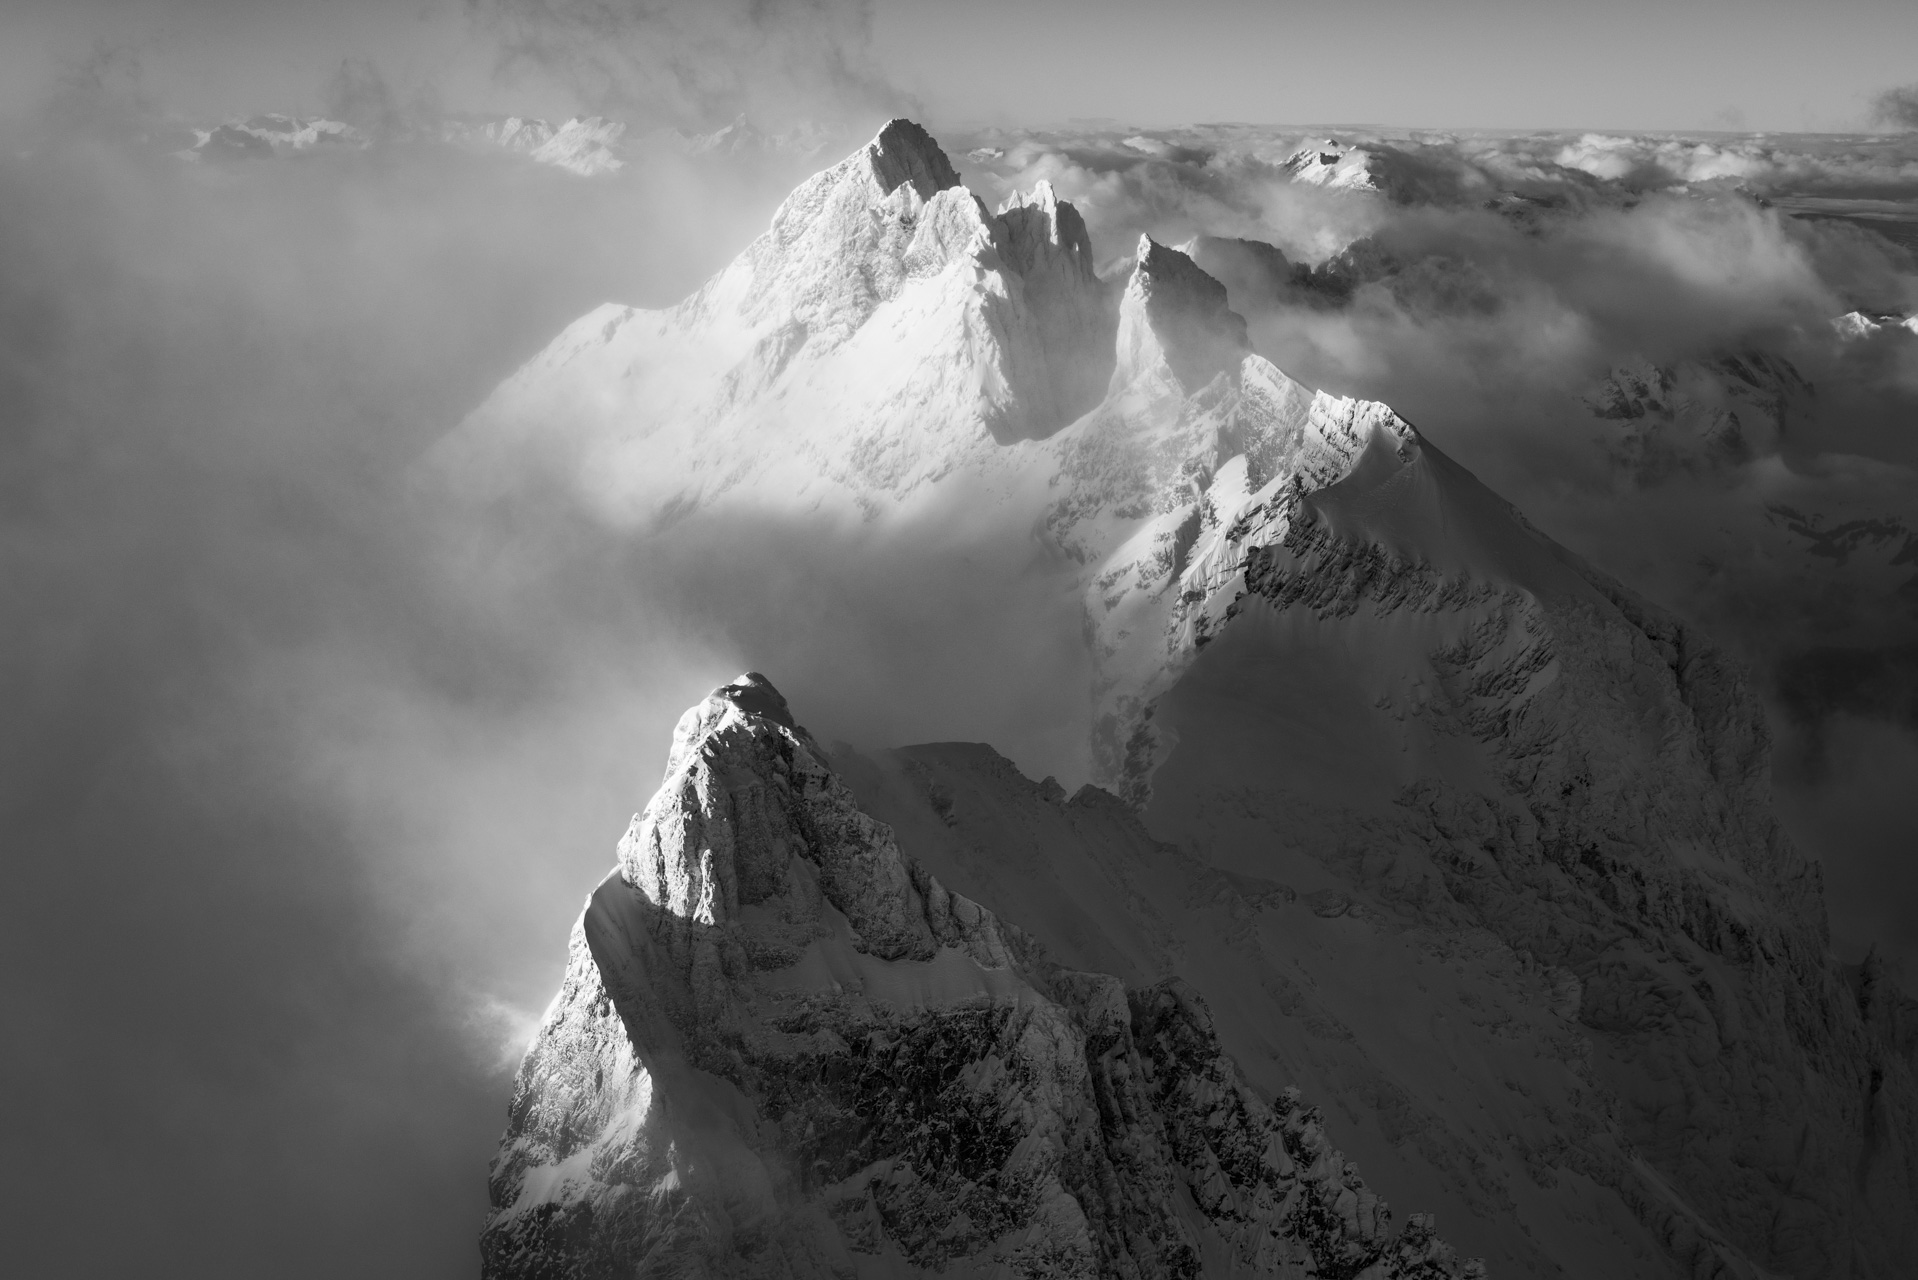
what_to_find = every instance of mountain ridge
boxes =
[460,120,1918,1278]
[485,674,1485,1278]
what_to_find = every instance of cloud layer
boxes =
[472,0,906,130]
[1873,83,1918,132]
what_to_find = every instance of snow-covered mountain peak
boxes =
[865,117,963,200]
[728,132,985,345]
[994,179,1094,268]
[618,670,953,962]
[1115,236,1251,395]
[659,671,802,778]
[1833,308,1918,340]
[444,119,1122,516]
[1283,137,1383,193]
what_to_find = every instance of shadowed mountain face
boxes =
[465,123,1918,1279]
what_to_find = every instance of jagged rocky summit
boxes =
[464,122,1918,1278]
[486,674,1480,1278]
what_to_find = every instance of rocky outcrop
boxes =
[1112,236,1249,395]
[1582,353,1812,482]
[1183,237,1355,314]
[484,675,1479,1278]
[996,182,1116,434]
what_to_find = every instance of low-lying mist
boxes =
[0,120,995,1277]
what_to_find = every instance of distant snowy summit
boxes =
[1833,308,1918,340]
[444,115,629,176]
[1282,137,1384,193]
[182,113,370,160]
[177,110,840,176]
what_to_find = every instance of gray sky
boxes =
[6,0,1918,132]
[878,0,1918,133]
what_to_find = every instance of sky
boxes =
[2,3,1916,1278]
[877,0,1918,133]
[5,0,1918,133]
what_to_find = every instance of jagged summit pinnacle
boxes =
[997,179,1097,269]
[658,671,811,780]
[865,118,961,200]
[1118,235,1251,392]
[707,670,796,728]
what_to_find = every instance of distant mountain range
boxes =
[175,110,845,175]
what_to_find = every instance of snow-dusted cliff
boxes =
[459,121,1918,1278]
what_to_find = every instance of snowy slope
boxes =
[443,120,1112,525]
[844,744,1779,1279]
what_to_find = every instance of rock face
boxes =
[1133,545,1918,1277]
[1582,353,1812,481]
[484,674,1479,1278]
[1182,237,1354,314]
[467,121,1918,1278]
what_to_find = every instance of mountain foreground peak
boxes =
[485,674,1482,1278]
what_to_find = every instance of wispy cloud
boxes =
[470,0,909,129]
[1872,83,1918,132]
